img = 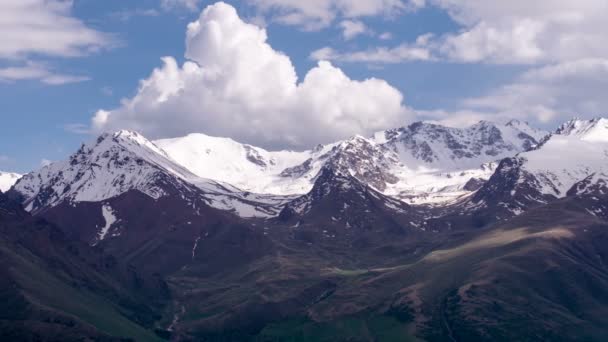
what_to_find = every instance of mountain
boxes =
[0,192,167,341]
[11,120,542,223]
[372,119,547,204]
[6,120,551,275]
[377,119,546,170]
[0,171,21,192]
[278,164,423,233]
[158,120,547,205]
[155,133,317,195]
[10,118,608,341]
[155,134,403,198]
[8,131,293,277]
[12,130,285,218]
[145,188,608,341]
[282,196,608,342]
[465,118,608,222]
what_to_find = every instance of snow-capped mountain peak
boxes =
[111,129,171,156]
[11,118,573,219]
[323,135,400,192]
[377,120,547,171]
[155,120,549,205]
[470,117,608,217]
[523,118,608,196]
[12,131,293,218]
[13,130,195,212]
[556,117,608,142]
[505,119,548,141]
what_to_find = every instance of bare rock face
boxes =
[324,136,400,192]
[463,177,486,192]
[280,158,314,178]
[245,145,273,167]
[382,120,544,167]
[279,135,400,191]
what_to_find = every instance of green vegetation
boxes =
[1,244,163,342]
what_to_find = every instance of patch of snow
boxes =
[97,204,117,242]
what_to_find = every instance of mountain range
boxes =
[2,117,608,341]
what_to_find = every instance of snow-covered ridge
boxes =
[556,117,608,142]
[379,120,547,170]
[157,120,547,204]
[521,118,608,197]
[472,118,608,216]
[155,133,322,195]
[12,130,288,218]
[12,119,556,218]
[0,172,21,192]
[14,130,187,210]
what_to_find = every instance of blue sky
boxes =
[2,0,608,173]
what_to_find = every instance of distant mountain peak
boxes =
[12,130,189,212]
[376,119,547,170]
[556,117,608,142]
[468,117,608,220]
[12,131,291,218]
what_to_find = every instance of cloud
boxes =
[339,20,370,40]
[431,0,608,64]
[459,58,608,124]
[437,19,546,64]
[110,8,160,22]
[379,32,393,40]
[416,109,494,128]
[92,2,411,149]
[161,0,202,12]
[413,59,608,128]
[64,123,92,135]
[0,62,90,85]
[304,1,608,130]
[0,0,113,59]
[249,0,422,30]
[0,0,113,85]
[319,0,608,65]
[311,34,434,63]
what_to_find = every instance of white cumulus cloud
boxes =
[92,2,411,149]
